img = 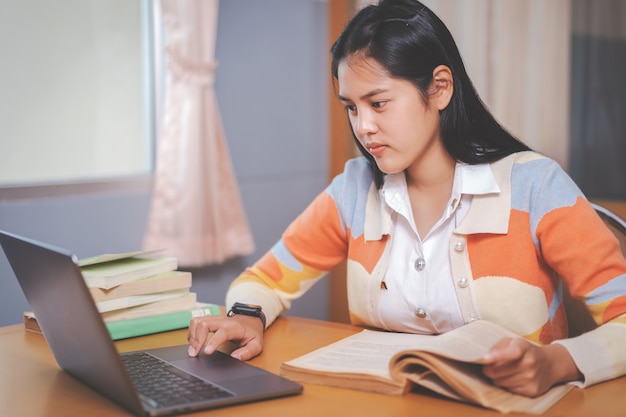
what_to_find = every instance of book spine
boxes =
[105,304,220,340]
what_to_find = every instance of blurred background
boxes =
[0,0,624,327]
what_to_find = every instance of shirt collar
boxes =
[365,157,512,240]
[457,162,501,195]
[381,162,500,201]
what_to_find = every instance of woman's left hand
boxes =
[482,337,582,397]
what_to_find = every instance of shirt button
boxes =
[467,315,477,323]
[457,277,469,288]
[454,240,464,252]
[414,258,426,271]
[415,308,427,318]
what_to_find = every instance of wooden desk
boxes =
[1,316,625,417]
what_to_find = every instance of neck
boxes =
[404,144,456,192]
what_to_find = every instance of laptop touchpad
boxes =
[146,345,267,383]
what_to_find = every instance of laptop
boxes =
[0,230,302,416]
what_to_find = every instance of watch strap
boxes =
[227,302,266,329]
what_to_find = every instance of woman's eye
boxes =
[372,101,386,109]
[345,104,357,113]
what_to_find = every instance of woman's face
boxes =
[337,56,443,175]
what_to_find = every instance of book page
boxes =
[282,320,572,414]
[285,320,520,378]
[396,319,523,363]
[78,248,165,267]
[81,256,178,289]
[95,289,190,313]
[101,292,197,322]
[284,330,421,380]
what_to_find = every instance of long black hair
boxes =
[331,0,531,188]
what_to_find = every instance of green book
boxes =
[104,303,220,340]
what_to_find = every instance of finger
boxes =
[484,339,539,384]
[203,327,233,355]
[483,339,528,381]
[187,316,228,356]
[490,374,537,396]
[230,346,252,361]
[187,318,205,357]
[483,338,524,364]
[230,338,263,361]
[488,366,545,397]
[484,361,523,382]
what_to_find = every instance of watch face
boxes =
[228,303,266,329]
[231,302,262,316]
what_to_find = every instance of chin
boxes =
[375,163,404,175]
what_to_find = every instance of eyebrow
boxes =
[338,88,389,102]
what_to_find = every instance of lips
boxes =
[365,142,386,157]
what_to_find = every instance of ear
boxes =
[431,65,453,111]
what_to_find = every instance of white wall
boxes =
[0,0,329,326]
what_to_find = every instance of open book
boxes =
[280,320,573,414]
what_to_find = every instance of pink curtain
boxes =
[144,0,255,267]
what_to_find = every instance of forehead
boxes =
[337,56,394,98]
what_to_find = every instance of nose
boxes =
[352,109,377,139]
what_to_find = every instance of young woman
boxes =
[188,0,626,397]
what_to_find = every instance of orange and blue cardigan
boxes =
[226,151,626,387]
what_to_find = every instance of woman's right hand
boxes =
[187,314,265,361]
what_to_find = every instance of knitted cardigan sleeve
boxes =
[225,158,373,326]
[524,157,626,386]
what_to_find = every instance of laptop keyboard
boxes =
[121,352,234,408]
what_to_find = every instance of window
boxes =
[569,0,626,200]
[0,0,157,197]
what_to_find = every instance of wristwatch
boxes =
[227,302,266,329]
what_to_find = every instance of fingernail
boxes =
[188,346,195,356]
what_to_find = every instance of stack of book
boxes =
[24,250,219,340]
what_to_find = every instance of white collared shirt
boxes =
[376,163,500,334]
